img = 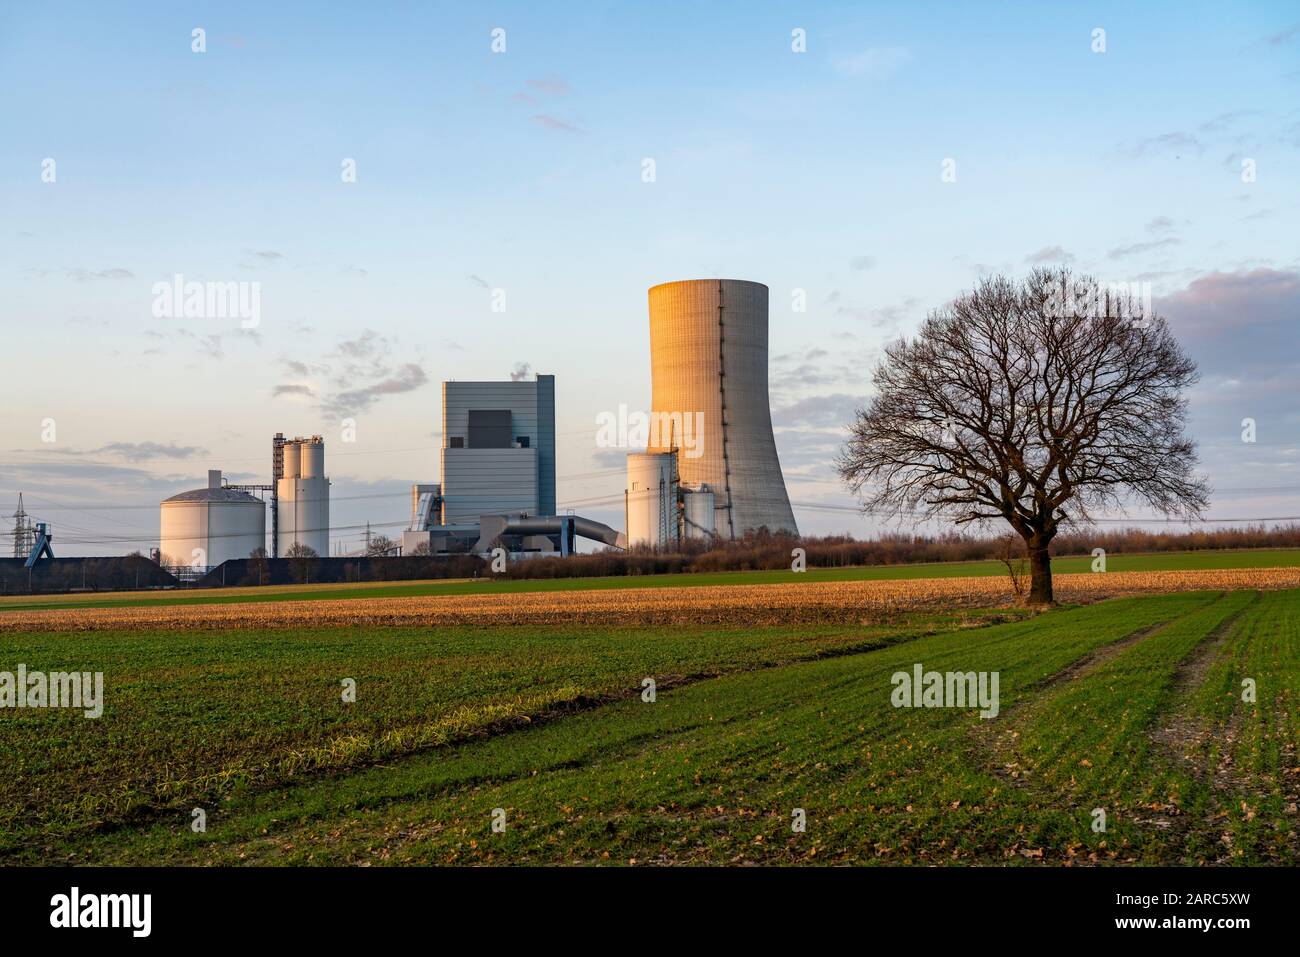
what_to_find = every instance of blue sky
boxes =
[2,1,1298,554]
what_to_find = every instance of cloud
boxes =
[1156,268,1300,504]
[1108,238,1181,260]
[1024,245,1074,264]
[533,114,585,134]
[337,329,386,359]
[837,296,922,330]
[772,393,866,429]
[272,384,316,399]
[1127,132,1202,157]
[833,46,911,80]
[245,249,283,260]
[323,363,428,417]
[1145,216,1180,234]
[1199,111,1259,133]
[1161,268,1300,336]
[528,75,572,96]
[1263,23,1300,46]
[66,267,133,281]
[850,256,876,271]
[90,441,207,462]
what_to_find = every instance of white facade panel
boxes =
[441,448,538,524]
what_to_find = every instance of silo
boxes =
[277,436,329,556]
[625,451,679,548]
[282,441,301,481]
[681,485,716,540]
[647,279,798,538]
[159,469,265,568]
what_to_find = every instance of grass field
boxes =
[3,546,1299,612]
[2,583,1297,865]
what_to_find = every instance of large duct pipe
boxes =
[647,279,797,538]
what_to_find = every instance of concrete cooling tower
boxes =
[646,279,797,538]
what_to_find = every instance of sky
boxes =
[1,1,1298,556]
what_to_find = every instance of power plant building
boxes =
[629,279,797,545]
[439,377,556,524]
[404,374,624,556]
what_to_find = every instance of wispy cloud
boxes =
[528,75,572,96]
[91,441,208,462]
[533,114,585,134]
[66,267,133,282]
[1108,238,1181,260]
[1025,245,1074,264]
[272,384,316,399]
[832,46,910,80]
[324,363,428,417]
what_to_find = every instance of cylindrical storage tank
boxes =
[160,487,266,569]
[300,438,324,479]
[282,441,301,480]
[626,452,679,548]
[277,476,329,557]
[647,279,798,538]
[682,485,716,540]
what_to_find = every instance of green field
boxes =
[2,587,1296,865]
[2,546,1299,612]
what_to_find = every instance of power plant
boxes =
[627,279,797,547]
[131,277,797,569]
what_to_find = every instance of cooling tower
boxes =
[647,279,797,538]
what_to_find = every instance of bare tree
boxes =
[995,533,1029,600]
[284,542,318,584]
[365,535,396,558]
[837,268,1209,604]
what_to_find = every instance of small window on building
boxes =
[516,436,530,448]
[449,436,464,448]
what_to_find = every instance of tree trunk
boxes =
[1027,543,1053,604]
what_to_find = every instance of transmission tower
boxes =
[11,494,34,559]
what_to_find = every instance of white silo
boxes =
[647,279,798,538]
[277,436,329,556]
[626,451,679,548]
[159,469,266,569]
[681,484,716,540]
